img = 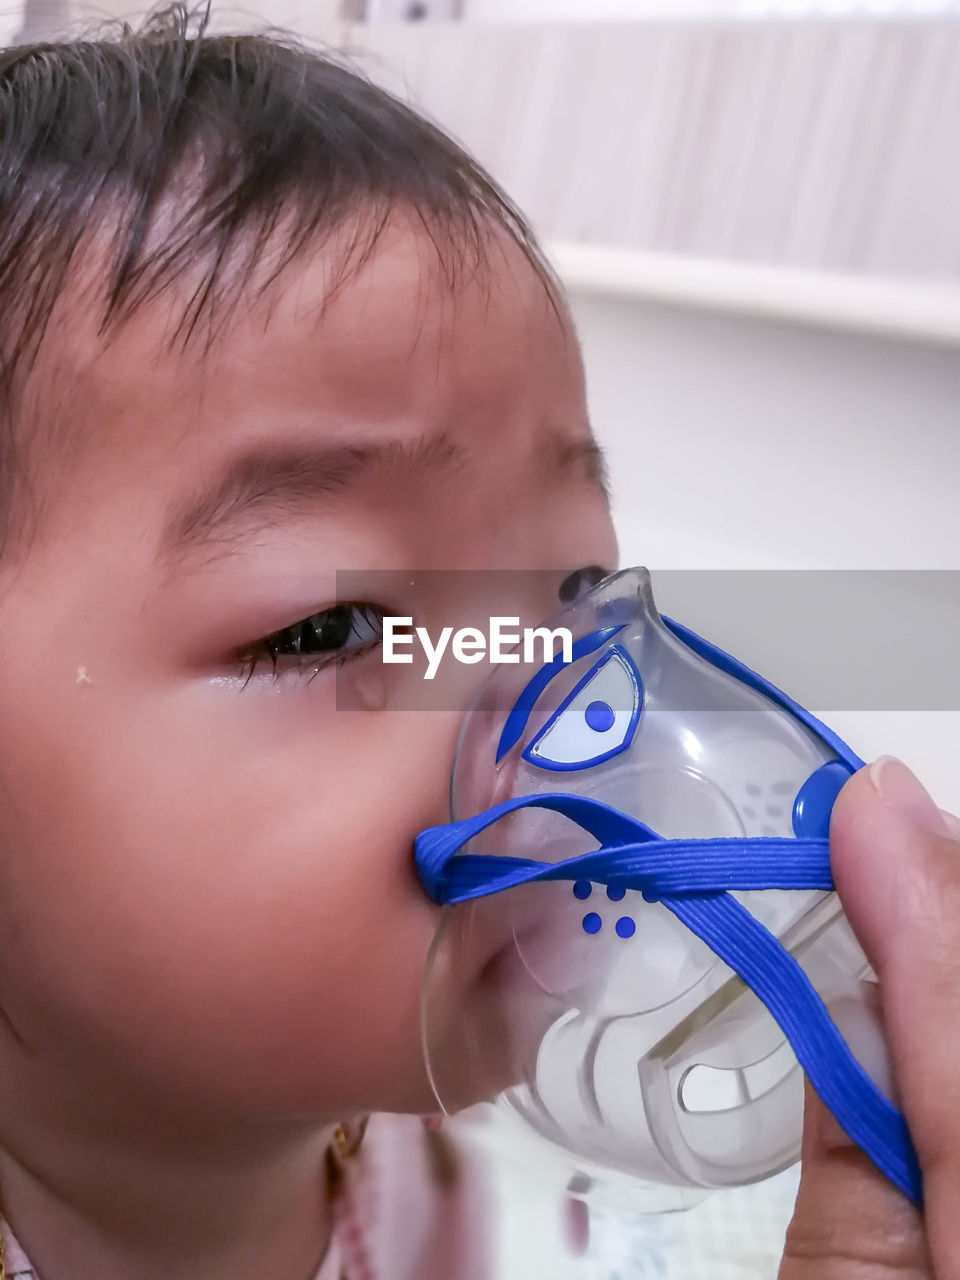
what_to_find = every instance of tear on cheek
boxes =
[340,665,387,711]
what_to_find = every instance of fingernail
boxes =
[869,756,953,838]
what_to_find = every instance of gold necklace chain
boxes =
[0,1120,367,1280]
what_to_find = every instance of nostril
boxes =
[558,565,608,605]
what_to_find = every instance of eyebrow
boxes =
[551,435,609,498]
[157,428,608,569]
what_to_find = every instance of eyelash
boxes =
[234,565,611,688]
[237,602,386,687]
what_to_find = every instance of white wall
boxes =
[561,268,960,813]
[465,0,960,15]
[571,292,960,573]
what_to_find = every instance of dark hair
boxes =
[0,2,556,558]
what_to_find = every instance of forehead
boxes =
[40,216,582,483]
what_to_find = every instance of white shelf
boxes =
[546,242,960,348]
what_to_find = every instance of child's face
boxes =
[0,218,616,1129]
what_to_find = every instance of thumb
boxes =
[832,758,960,1274]
[830,757,959,985]
[781,758,960,1279]
[779,1080,931,1279]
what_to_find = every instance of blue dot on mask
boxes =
[584,699,615,733]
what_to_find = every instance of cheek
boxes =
[0,683,458,1118]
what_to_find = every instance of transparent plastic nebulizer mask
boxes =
[416,567,922,1211]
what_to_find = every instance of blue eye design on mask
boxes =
[495,625,624,763]
[522,645,643,771]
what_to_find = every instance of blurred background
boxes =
[6,1,957,1275]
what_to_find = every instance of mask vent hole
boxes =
[678,1039,797,1114]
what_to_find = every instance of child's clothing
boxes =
[0,1114,491,1280]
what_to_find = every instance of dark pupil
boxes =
[272,606,354,656]
[558,566,607,605]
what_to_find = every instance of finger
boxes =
[779,1081,931,1279]
[829,758,960,1274]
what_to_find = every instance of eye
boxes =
[237,602,385,686]
[522,645,642,771]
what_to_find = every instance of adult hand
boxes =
[780,757,960,1279]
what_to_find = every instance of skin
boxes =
[0,213,619,1280]
[781,758,960,1280]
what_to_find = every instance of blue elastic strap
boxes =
[415,790,922,1206]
